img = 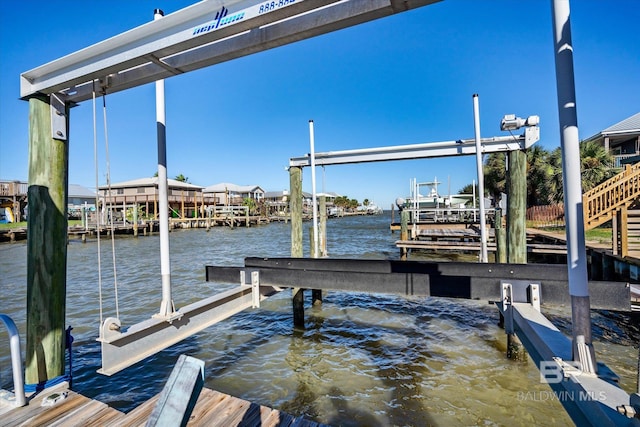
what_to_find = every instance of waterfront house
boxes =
[68,184,97,219]
[203,183,264,206]
[583,112,640,167]
[263,190,289,216]
[99,177,214,221]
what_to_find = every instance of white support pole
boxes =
[472,179,477,222]
[309,120,319,258]
[155,9,175,318]
[551,0,595,372]
[473,94,488,263]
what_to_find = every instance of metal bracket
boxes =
[240,269,261,308]
[501,280,541,310]
[251,271,260,308]
[501,282,514,334]
[50,93,67,141]
[524,125,540,148]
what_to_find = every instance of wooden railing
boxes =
[583,163,640,230]
[0,180,28,197]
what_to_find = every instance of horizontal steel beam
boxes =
[21,0,440,103]
[203,257,632,311]
[98,283,279,375]
[497,302,636,426]
[289,127,540,166]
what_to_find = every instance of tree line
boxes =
[460,140,617,206]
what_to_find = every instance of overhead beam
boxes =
[289,127,540,167]
[204,258,632,311]
[20,0,441,103]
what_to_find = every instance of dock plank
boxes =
[4,384,326,427]
[49,399,123,427]
[113,395,159,427]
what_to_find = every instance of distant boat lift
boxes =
[289,128,539,167]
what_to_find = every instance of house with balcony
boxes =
[583,112,640,167]
[99,177,214,220]
[203,183,264,206]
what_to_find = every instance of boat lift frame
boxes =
[289,128,540,167]
[19,0,640,423]
[21,0,443,377]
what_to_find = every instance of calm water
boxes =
[1,213,638,426]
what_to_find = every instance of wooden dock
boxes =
[2,382,328,426]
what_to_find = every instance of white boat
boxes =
[357,203,384,215]
[400,178,473,210]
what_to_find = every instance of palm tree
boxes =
[174,174,189,183]
[483,152,507,201]
[580,140,617,192]
[242,198,257,215]
[547,141,617,203]
[526,145,554,206]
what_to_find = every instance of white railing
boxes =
[613,153,639,168]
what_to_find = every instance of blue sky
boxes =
[1,1,638,208]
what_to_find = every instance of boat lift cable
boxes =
[101,88,120,320]
[92,83,104,327]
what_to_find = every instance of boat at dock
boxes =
[396,177,479,223]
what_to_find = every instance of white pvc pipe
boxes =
[551,1,589,299]
[472,179,477,222]
[551,0,593,364]
[0,314,26,407]
[473,94,488,263]
[155,9,173,317]
[309,120,319,258]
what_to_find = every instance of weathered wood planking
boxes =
[118,388,328,427]
[5,384,328,427]
[3,384,123,427]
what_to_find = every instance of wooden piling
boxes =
[25,95,68,385]
[617,208,628,257]
[400,210,409,260]
[319,196,327,258]
[507,150,527,263]
[391,203,395,229]
[495,209,506,263]
[289,166,305,327]
[133,204,138,237]
[311,196,326,306]
[507,333,525,360]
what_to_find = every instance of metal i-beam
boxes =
[288,127,540,167]
[204,258,632,311]
[497,302,638,426]
[20,0,441,103]
[98,282,279,376]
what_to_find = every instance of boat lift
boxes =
[21,0,443,377]
[19,0,640,424]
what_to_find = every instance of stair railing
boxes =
[583,163,640,230]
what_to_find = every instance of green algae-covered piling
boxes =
[25,95,68,385]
